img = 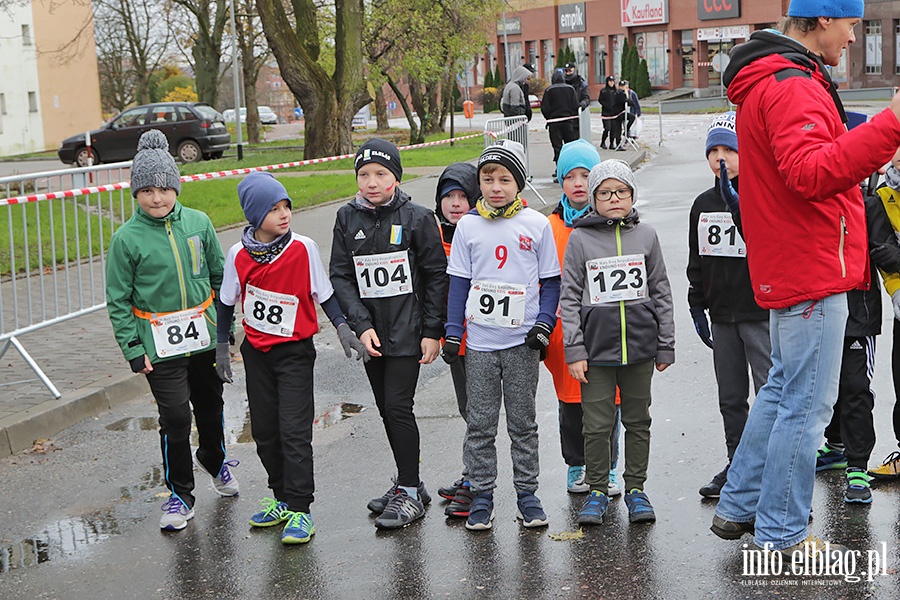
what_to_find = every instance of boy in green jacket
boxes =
[106,130,238,532]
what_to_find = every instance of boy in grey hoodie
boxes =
[560,159,674,526]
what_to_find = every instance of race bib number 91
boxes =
[586,254,647,304]
[698,212,745,257]
[466,280,527,328]
[354,250,412,298]
[243,284,298,337]
[151,307,211,358]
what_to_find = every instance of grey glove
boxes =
[337,323,370,363]
[215,342,233,383]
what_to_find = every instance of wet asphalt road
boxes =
[4,111,900,599]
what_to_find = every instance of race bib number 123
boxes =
[586,254,647,304]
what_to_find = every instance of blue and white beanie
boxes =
[787,0,864,18]
[705,111,738,157]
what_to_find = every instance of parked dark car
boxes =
[58,102,230,166]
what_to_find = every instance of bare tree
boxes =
[255,0,369,158]
[170,0,229,106]
[94,0,173,109]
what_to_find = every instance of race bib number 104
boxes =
[354,250,412,298]
[586,254,647,304]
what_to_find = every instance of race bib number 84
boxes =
[354,250,412,298]
[698,212,745,257]
[586,254,647,304]
[151,308,211,358]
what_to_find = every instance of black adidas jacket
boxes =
[330,190,448,356]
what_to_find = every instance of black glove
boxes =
[525,321,553,351]
[870,243,900,272]
[129,355,147,373]
[719,159,740,215]
[337,323,370,363]
[690,307,714,349]
[441,336,462,365]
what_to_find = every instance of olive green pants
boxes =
[581,361,654,492]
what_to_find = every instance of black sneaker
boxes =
[368,479,431,514]
[437,478,463,501]
[710,514,755,539]
[845,468,872,504]
[374,489,425,529]
[445,484,474,518]
[600,142,608,149]
[699,464,729,498]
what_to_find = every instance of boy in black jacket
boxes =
[329,139,448,529]
[815,172,900,504]
[687,112,771,498]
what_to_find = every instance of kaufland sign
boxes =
[621,0,669,27]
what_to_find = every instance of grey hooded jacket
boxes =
[501,65,533,120]
[560,208,674,366]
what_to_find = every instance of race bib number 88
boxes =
[698,212,745,257]
[354,250,412,298]
[586,254,647,304]
[243,284,298,337]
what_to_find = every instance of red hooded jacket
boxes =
[723,31,900,309]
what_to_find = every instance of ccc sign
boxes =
[698,0,740,20]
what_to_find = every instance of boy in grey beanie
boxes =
[107,128,237,532]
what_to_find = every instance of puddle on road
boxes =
[106,416,158,432]
[313,403,364,431]
[0,465,165,576]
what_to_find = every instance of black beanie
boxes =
[354,139,402,182]
[478,140,527,192]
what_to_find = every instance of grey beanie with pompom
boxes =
[130,130,181,198]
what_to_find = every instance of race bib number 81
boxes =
[586,254,647,304]
[698,212,745,257]
[151,308,211,358]
[354,250,412,298]
[466,280,527,328]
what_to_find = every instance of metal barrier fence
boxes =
[578,107,592,142]
[482,115,547,205]
[483,116,531,178]
[0,162,137,397]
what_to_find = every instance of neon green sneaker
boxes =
[249,497,289,527]
[281,511,315,544]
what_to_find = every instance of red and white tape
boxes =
[0,133,482,206]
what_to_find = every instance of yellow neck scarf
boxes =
[475,196,524,220]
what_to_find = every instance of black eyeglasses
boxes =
[595,188,633,200]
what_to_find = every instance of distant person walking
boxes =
[541,69,580,180]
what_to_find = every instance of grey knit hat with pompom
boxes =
[130,130,181,197]
[588,159,636,208]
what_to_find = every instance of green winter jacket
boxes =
[106,201,224,364]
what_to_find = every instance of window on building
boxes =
[865,20,882,75]
[22,24,31,46]
[28,91,38,112]
[542,40,553,80]
[591,36,606,84]
[895,21,900,75]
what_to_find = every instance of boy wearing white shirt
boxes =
[444,140,561,531]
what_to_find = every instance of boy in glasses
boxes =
[560,159,674,526]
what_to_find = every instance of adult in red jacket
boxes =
[710,0,900,563]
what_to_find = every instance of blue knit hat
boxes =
[237,172,292,230]
[556,139,601,185]
[705,111,738,157]
[787,0,864,18]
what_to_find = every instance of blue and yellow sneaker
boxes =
[816,444,848,471]
[249,497,290,527]
[281,511,315,544]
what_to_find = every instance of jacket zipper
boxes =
[616,222,627,364]
[839,216,847,278]
[166,220,188,310]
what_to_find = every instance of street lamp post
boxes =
[229,0,243,160]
